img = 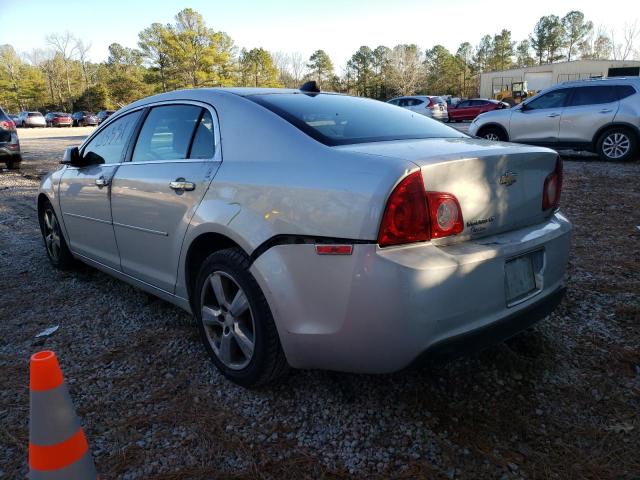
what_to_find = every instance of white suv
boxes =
[387,95,449,121]
[469,78,640,161]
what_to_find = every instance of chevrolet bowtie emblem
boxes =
[499,171,518,186]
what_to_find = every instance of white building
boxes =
[479,60,640,98]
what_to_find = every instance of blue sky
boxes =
[0,0,636,71]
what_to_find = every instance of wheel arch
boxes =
[592,122,640,149]
[183,231,247,308]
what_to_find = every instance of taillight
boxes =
[0,120,15,130]
[426,192,464,238]
[542,156,563,210]
[378,171,464,247]
[378,171,431,247]
[426,98,435,109]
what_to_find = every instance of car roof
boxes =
[557,77,640,87]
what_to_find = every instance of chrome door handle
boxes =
[547,113,560,117]
[95,176,109,187]
[169,178,196,191]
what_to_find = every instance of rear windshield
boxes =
[28,112,43,117]
[249,93,465,146]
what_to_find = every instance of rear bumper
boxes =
[251,212,571,373]
[413,285,565,364]
[0,146,21,163]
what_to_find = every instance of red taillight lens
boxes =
[542,156,563,210]
[378,172,464,247]
[378,171,431,247]
[426,193,464,238]
[0,120,15,130]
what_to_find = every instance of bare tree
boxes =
[74,38,92,89]
[45,32,77,106]
[289,52,305,85]
[387,44,425,96]
[612,21,640,60]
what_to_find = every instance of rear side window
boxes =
[189,110,215,159]
[249,93,465,146]
[569,86,618,106]
[525,89,570,110]
[470,100,486,106]
[82,110,142,165]
[132,105,202,162]
[410,99,424,106]
[388,99,399,106]
[457,100,471,108]
[616,85,636,100]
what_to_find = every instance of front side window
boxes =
[249,93,465,146]
[525,89,570,110]
[569,86,617,107]
[82,110,142,165]
[132,105,202,162]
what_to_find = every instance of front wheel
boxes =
[479,126,508,142]
[194,248,289,387]
[39,201,74,269]
[596,128,637,162]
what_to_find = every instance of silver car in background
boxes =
[17,111,46,128]
[469,77,640,162]
[38,87,571,387]
[387,95,449,121]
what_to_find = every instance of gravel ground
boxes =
[0,129,639,479]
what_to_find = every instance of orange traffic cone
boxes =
[29,350,98,479]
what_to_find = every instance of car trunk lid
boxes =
[337,138,559,241]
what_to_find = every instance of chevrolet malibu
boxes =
[37,87,571,387]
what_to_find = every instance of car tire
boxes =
[194,248,289,387]
[596,127,638,162]
[39,200,74,270]
[6,159,20,170]
[479,126,508,142]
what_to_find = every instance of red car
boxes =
[45,112,73,127]
[447,99,509,122]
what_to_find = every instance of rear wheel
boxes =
[39,200,74,269]
[596,128,637,162]
[5,159,20,170]
[194,248,289,387]
[479,126,507,142]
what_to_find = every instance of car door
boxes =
[58,110,143,269]
[452,100,470,120]
[467,100,485,120]
[509,88,571,144]
[558,85,619,146]
[110,102,221,293]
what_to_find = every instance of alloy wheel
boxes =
[484,133,500,141]
[602,132,630,159]
[200,271,255,370]
[43,208,61,261]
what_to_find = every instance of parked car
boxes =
[469,77,640,161]
[16,111,46,128]
[448,98,509,122]
[71,111,99,127]
[38,87,571,387]
[96,110,116,124]
[0,106,21,169]
[8,114,20,124]
[387,95,449,121]
[45,112,73,128]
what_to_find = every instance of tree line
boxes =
[0,8,638,113]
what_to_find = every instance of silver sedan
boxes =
[37,87,571,387]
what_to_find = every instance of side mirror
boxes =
[519,103,529,112]
[61,146,81,165]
